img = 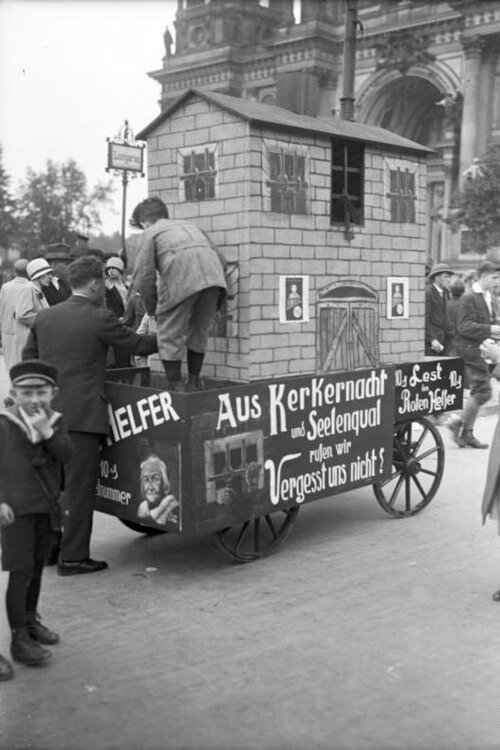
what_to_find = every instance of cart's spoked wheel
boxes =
[119,518,167,536]
[214,506,300,563]
[373,417,444,518]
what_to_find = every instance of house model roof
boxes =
[136,88,432,155]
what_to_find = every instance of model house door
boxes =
[317,283,379,373]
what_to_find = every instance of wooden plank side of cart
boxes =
[95,365,398,535]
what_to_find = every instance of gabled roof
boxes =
[136,88,432,155]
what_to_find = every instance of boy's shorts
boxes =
[1,513,53,571]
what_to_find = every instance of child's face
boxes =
[10,384,57,416]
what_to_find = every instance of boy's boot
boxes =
[11,627,52,666]
[0,653,14,681]
[162,360,183,392]
[185,374,201,392]
[26,612,60,645]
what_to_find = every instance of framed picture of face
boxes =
[387,277,409,319]
[279,275,309,323]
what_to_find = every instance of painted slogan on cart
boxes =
[394,357,463,418]
[94,385,184,532]
[206,368,394,515]
[95,368,395,534]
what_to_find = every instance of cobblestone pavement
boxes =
[1,353,500,750]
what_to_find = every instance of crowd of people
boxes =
[0,198,228,681]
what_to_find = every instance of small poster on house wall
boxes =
[387,277,409,319]
[279,275,309,323]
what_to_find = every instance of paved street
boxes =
[1,354,500,750]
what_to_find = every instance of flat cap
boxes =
[10,359,58,388]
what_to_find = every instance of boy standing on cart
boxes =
[0,360,72,680]
[130,197,227,391]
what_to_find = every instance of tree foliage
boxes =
[459,144,500,254]
[0,145,18,248]
[14,159,114,256]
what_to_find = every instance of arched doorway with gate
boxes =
[316,280,379,374]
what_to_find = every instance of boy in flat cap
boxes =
[0,360,72,678]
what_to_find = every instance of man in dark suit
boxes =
[23,256,157,575]
[425,262,453,356]
[454,259,500,449]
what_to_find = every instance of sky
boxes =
[0,0,178,238]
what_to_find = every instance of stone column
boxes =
[459,36,485,186]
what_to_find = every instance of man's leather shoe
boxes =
[457,432,488,449]
[57,558,108,576]
[0,653,14,681]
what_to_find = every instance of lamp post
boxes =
[106,120,145,259]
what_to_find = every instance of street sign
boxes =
[107,141,144,174]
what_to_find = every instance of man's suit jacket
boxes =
[455,290,493,369]
[425,284,451,355]
[23,295,157,435]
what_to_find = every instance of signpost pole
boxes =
[121,170,128,256]
[106,120,145,262]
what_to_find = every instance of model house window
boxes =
[264,143,309,214]
[383,159,418,223]
[178,145,217,202]
[330,139,364,226]
[387,167,416,223]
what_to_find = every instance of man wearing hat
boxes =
[0,259,30,371]
[453,259,500,448]
[425,262,454,356]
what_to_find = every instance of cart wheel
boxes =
[119,518,167,536]
[373,416,444,518]
[214,506,300,563]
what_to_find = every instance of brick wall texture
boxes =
[143,95,427,384]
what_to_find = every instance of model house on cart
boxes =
[136,88,431,384]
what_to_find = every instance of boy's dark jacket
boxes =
[0,405,72,525]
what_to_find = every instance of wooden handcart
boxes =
[94,357,463,562]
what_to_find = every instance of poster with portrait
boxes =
[387,277,409,319]
[279,275,309,323]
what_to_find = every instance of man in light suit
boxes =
[23,256,157,575]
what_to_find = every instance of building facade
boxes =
[149,0,500,267]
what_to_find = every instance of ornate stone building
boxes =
[149,0,500,266]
